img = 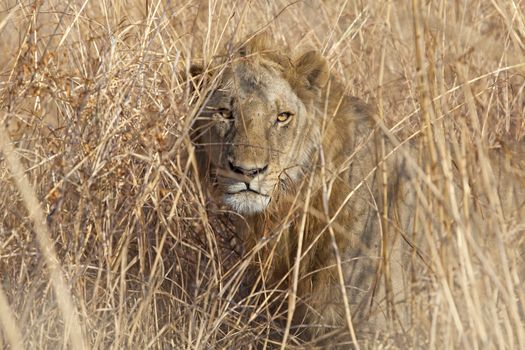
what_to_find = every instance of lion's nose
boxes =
[228,160,268,178]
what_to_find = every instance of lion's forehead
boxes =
[221,61,296,104]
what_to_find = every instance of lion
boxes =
[188,34,415,346]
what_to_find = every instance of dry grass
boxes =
[0,0,524,349]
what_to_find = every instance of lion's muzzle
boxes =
[215,167,274,214]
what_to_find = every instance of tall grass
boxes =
[0,0,524,348]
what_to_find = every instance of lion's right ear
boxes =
[189,64,204,77]
[184,64,208,97]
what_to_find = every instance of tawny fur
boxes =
[190,34,415,344]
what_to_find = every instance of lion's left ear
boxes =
[294,50,329,88]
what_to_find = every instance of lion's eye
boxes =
[212,108,233,121]
[276,112,293,123]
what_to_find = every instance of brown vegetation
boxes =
[0,0,524,349]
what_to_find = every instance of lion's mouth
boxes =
[222,182,272,214]
[221,178,270,196]
[226,187,269,196]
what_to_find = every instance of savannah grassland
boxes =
[0,0,524,349]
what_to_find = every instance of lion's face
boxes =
[192,45,328,214]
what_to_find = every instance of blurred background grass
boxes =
[0,0,524,348]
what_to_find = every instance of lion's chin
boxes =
[222,191,271,215]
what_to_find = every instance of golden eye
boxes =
[212,108,233,121]
[277,112,293,123]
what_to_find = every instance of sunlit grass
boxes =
[0,0,524,348]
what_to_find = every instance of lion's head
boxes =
[191,36,329,214]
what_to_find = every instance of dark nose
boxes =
[228,161,268,178]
